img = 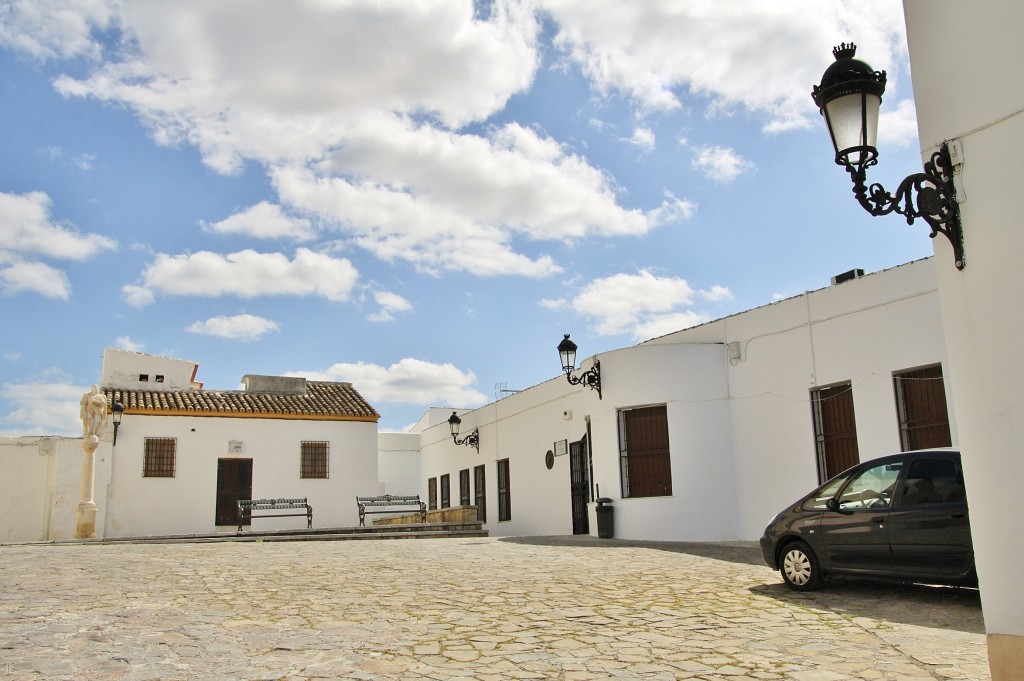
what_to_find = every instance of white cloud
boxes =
[293,358,486,406]
[124,248,359,306]
[115,336,144,352]
[0,260,71,299]
[0,380,87,437]
[878,98,919,149]
[700,284,734,302]
[628,126,655,151]
[186,314,280,341]
[539,298,567,310]
[369,290,413,323]
[542,0,908,132]
[25,3,700,279]
[0,190,116,260]
[692,145,756,184]
[202,201,316,241]
[0,0,115,60]
[572,270,711,339]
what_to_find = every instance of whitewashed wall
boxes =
[416,259,951,542]
[104,415,381,537]
[0,436,111,543]
[904,0,1024,662]
[378,431,422,496]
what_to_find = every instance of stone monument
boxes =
[75,385,108,539]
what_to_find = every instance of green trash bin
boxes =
[595,497,614,538]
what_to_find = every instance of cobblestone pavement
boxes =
[0,537,988,680]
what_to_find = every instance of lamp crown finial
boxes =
[832,42,857,61]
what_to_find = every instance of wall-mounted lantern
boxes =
[812,43,964,269]
[448,411,479,451]
[557,334,601,399]
[111,402,125,446]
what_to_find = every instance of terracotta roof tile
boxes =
[103,381,379,422]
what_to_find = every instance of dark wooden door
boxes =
[216,459,252,526]
[474,464,486,522]
[569,437,590,534]
[812,384,860,482]
[894,365,952,451]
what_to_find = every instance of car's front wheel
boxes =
[779,540,822,591]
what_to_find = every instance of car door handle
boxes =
[871,516,886,524]
[951,513,966,519]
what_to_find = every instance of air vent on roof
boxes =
[831,268,865,285]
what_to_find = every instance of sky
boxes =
[0,0,931,436]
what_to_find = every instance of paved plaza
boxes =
[1,537,988,680]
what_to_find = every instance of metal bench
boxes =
[237,498,313,532]
[356,494,426,526]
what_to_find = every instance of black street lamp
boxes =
[111,402,125,446]
[557,334,601,399]
[812,43,964,269]
[448,411,479,451]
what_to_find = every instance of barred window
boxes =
[428,477,437,510]
[143,437,176,477]
[459,468,471,506]
[619,405,672,498]
[440,473,451,509]
[474,465,486,522]
[497,459,511,521]
[301,441,329,479]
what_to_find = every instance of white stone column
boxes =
[75,385,108,539]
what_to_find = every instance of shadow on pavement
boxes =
[498,535,764,565]
[499,536,983,634]
[751,578,984,633]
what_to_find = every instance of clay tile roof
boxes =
[102,381,379,422]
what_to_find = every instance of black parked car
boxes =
[760,449,975,590]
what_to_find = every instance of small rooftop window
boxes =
[139,374,149,382]
[155,375,165,383]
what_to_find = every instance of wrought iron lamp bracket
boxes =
[453,429,479,451]
[848,142,965,269]
[565,359,602,400]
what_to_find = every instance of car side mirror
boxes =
[826,497,852,515]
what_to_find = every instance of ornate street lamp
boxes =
[812,43,964,269]
[448,411,479,451]
[111,402,125,446]
[557,334,601,399]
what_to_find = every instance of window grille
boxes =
[618,405,672,498]
[143,437,176,477]
[497,458,511,521]
[459,468,471,506]
[893,365,952,451]
[300,441,329,478]
[440,473,451,509]
[811,383,860,482]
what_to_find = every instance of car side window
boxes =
[900,458,965,505]
[836,461,902,510]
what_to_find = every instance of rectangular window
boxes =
[474,464,486,522]
[618,405,672,498]
[143,437,176,477]
[497,458,511,521]
[428,477,437,510]
[459,468,471,506]
[893,365,952,451]
[811,382,860,482]
[440,473,451,509]
[300,441,329,478]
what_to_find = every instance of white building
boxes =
[0,348,384,541]
[414,258,954,542]
[902,2,1024,675]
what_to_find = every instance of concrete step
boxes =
[28,522,488,546]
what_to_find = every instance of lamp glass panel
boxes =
[825,92,880,165]
[559,348,575,372]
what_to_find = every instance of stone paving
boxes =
[0,537,989,680]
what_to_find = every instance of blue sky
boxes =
[0,1,930,435]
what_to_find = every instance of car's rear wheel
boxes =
[780,540,822,591]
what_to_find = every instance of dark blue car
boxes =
[759,449,975,590]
